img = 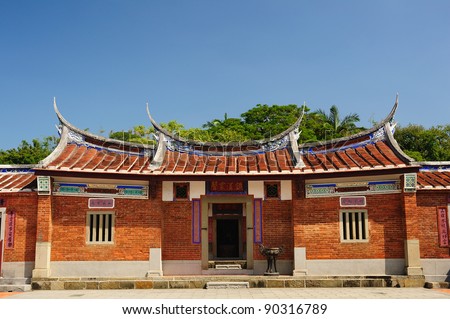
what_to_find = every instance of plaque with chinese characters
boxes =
[207,181,247,194]
[437,207,449,247]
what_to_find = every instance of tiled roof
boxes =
[417,164,450,189]
[155,148,295,174]
[298,130,411,173]
[35,97,417,177]
[0,168,36,192]
[44,134,154,174]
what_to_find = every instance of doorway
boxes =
[216,218,240,258]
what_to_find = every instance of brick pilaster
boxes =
[32,195,53,278]
[401,178,423,276]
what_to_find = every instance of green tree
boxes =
[314,105,363,139]
[202,114,250,142]
[394,124,450,161]
[241,104,303,140]
[0,136,58,164]
[109,125,155,145]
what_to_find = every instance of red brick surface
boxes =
[293,187,406,259]
[1,193,37,262]
[2,182,449,267]
[162,200,201,260]
[51,189,162,261]
[416,191,450,258]
[255,200,293,260]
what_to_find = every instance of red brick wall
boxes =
[293,192,406,259]
[36,195,52,242]
[255,199,293,261]
[51,194,162,261]
[1,193,37,262]
[416,190,450,258]
[161,201,201,260]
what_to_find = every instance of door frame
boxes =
[201,195,254,270]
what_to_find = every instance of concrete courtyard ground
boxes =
[2,287,450,299]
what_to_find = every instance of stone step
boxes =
[424,281,449,289]
[215,264,242,270]
[206,281,249,289]
[0,284,32,292]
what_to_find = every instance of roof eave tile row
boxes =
[0,172,36,193]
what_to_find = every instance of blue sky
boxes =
[1,0,449,150]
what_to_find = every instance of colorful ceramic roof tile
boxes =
[417,163,450,189]
[0,166,36,192]
[34,96,418,178]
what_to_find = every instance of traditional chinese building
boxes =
[0,97,449,290]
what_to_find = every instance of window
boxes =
[174,183,189,200]
[340,210,368,242]
[264,182,280,199]
[87,212,114,243]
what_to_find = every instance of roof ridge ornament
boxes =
[146,101,305,152]
[300,95,399,149]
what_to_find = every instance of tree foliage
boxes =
[241,104,302,140]
[313,105,363,139]
[394,124,450,161]
[0,136,58,164]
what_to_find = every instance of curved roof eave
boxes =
[300,95,399,150]
[383,121,415,165]
[146,102,304,147]
[52,98,155,151]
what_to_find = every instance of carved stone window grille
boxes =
[265,182,280,199]
[174,183,189,200]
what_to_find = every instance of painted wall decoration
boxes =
[192,199,201,244]
[88,198,115,209]
[437,207,449,247]
[305,180,401,198]
[207,181,247,194]
[6,210,15,249]
[53,182,148,199]
[340,196,366,207]
[253,198,263,244]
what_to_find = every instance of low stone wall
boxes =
[31,275,426,290]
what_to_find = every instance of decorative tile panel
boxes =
[53,182,148,199]
[37,176,51,195]
[305,184,336,197]
[404,173,417,192]
[306,180,401,198]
